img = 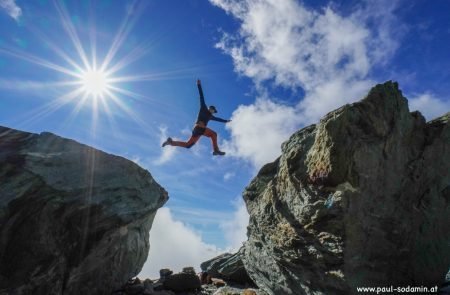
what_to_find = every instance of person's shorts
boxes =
[192,126,206,136]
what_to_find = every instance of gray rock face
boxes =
[0,127,168,295]
[241,82,450,294]
[201,247,254,285]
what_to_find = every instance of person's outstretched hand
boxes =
[197,79,201,85]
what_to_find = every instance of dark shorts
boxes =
[192,126,206,136]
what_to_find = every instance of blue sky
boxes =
[1,0,449,278]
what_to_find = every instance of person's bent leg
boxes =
[203,128,219,151]
[170,135,200,148]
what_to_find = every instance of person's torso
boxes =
[196,107,212,127]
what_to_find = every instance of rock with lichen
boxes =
[241,81,450,294]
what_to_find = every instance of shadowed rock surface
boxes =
[241,81,450,294]
[200,247,254,286]
[0,127,168,295]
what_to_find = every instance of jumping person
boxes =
[161,79,231,156]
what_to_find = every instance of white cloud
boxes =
[409,93,450,121]
[0,0,22,21]
[212,0,397,90]
[223,98,299,168]
[298,78,375,124]
[153,125,177,165]
[211,0,402,169]
[219,197,249,252]
[139,200,250,279]
[139,208,223,279]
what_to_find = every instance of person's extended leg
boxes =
[203,128,225,155]
[163,135,200,148]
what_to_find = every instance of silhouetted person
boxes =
[162,79,230,155]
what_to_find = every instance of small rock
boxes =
[182,266,196,275]
[199,272,207,284]
[211,278,225,287]
[201,284,219,292]
[213,286,241,295]
[160,268,173,279]
[163,272,201,292]
[134,277,142,284]
[199,272,213,285]
[143,278,153,293]
[212,286,266,295]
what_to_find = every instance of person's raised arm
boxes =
[197,79,207,110]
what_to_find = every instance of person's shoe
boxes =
[213,150,226,156]
[162,137,172,147]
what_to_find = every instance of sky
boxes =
[1,0,449,279]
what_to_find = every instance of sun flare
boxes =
[80,69,110,98]
[0,0,179,133]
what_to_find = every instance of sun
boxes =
[0,0,176,133]
[80,68,110,98]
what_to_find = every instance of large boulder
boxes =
[0,127,168,294]
[241,82,450,294]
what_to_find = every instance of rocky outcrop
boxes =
[162,267,201,292]
[200,247,254,286]
[0,127,168,295]
[115,266,263,295]
[241,82,450,294]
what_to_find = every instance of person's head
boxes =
[208,105,217,114]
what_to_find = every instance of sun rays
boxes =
[39,0,146,128]
[0,0,176,135]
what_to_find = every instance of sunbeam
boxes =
[61,92,90,129]
[105,89,156,133]
[0,0,193,136]
[0,47,81,78]
[17,87,86,128]
[53,0,91,70]
[27,26,85,73]
[105,44,151,76]
[106,85,148,102]
[0,79,81,90]
[100,0,145,72]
